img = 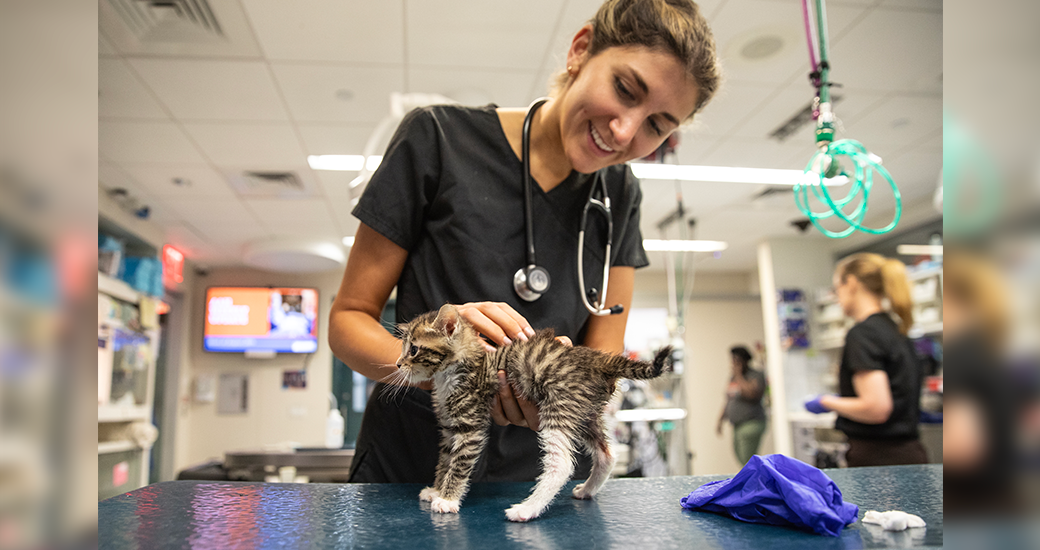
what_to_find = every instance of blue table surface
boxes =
[99,464,942,549]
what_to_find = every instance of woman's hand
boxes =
[455,302,535,351]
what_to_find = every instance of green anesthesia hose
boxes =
[796,0,902,238]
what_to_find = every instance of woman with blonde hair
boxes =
[804,253,927,466]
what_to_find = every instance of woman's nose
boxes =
[609,114,639,147]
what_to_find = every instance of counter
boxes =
[99,464,942,549]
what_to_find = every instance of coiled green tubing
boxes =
[794,139,901,238]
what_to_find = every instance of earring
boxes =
[567,65,576,76]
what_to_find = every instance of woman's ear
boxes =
[566,23,594,74]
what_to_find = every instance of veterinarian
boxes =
[329,0,720,484]
[804,253,928,467]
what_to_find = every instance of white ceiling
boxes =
[98,0,942,273]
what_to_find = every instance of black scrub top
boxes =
[347,104,649,483]
[835,313,923,440]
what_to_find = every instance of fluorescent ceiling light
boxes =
[308,155,382,171]
[614,408,687,422]
[896,244,943,256]
[630,163,844,186]
[342,236,355,247]
[642,239,727,252]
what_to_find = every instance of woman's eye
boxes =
[614,76,634,100]
[409,345,419,356]
[648,118,663,136]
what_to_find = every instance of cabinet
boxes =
[98,268,161,499]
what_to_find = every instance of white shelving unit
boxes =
[98,270,160,499]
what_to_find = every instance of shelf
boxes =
[909,322,943,339]
[98,405,151,423]
[98,272,141,304]
[98,440,149,454]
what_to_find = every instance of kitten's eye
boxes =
[409,345,419,357]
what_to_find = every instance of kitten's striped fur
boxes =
[394,304,672,522]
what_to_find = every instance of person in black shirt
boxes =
[804,253,927,467]
[328,0,721,483]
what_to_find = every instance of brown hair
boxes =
[552,0,721,116]
[837,253,914,335]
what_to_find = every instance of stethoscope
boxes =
[512,98,623,316]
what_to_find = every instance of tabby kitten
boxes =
[393,304,672,522]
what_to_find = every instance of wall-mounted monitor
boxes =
[204,287,319,354]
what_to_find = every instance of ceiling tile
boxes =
[161,197,259,226]
[828,9,941,93]
[878,0,943,12]
[297,124,375,156]
[162,223,218,262]
[99,121,206,163]
[118,163,237,199]
[99,33,117,56]
[182,123,306,166]
[245,198,340,236]
[408,68,538,109]
[407,0,563,70]
[699,137,815,170]
[129,59,288,121]
[839,95,942,150]
[673,130,725,165]
[190,219,272,247]
[313,171,360,199]
[241,0,404,63]
[271,64,405,124]
[694,82,778,137]
[99,59,168,119]
[709,1,864,86]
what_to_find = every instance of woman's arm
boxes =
[582,266,635,353]
[328,223,410,382]
[732,371,764,401]
[820,370,894,424]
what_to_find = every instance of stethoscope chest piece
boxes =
[514,264,551,302]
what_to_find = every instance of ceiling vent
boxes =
[105,0,224,43]
[225,171,313,198]
[769,95,843,142]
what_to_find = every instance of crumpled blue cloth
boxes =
[680,454,859,537]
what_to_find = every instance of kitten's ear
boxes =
[435,304,461,337]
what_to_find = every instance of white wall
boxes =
[174,266,343,470]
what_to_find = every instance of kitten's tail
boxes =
[606,346,673,380]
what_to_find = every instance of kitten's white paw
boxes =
[430,497,460,514]
[571,483,594,500]
[419,487,440,502]
[505,503,542,522]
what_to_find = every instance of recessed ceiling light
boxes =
[896,244,942,256]
[741,35,783,60]
[342,236,355,247]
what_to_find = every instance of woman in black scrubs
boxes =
[328,0,721,483]
[805,253,927,467]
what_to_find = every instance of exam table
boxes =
[100,464,942,549]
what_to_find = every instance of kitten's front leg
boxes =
[420,434,453,502]
[429,427,489,514]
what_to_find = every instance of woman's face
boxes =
[558,41,700,174]
[833,272,855,316]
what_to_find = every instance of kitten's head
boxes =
[396,304,479,382]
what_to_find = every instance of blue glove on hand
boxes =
[804,395,830,414]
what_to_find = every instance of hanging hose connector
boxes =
[815,101,835,146]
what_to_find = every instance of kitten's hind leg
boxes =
[573,416,615,500]
[505,427,576,522]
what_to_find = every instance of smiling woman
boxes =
[327,0,722,494]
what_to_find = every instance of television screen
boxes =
[204,287,319,353]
